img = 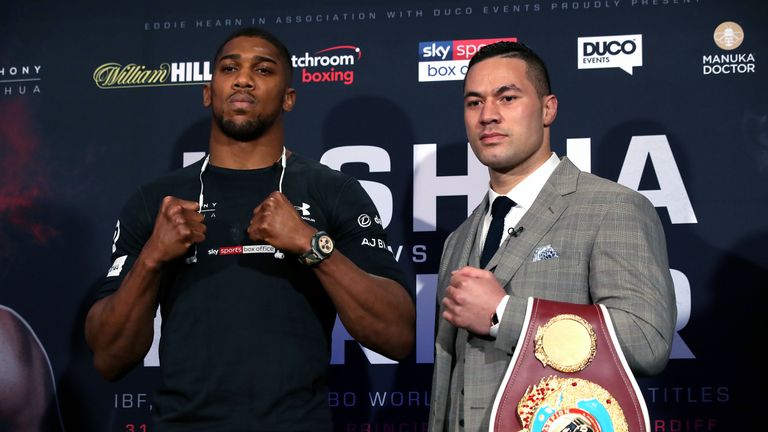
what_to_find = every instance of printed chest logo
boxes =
[208,245,285,259]
[201,201,285,259]
[295,202,316,222]
[201,201,218,219]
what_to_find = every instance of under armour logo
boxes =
[295,202,311,216]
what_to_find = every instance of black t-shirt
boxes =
[99,154,407,432]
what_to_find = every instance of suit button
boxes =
[459,419,465,427]
[461,388,464,395]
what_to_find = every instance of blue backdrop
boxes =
[1,1,766,430]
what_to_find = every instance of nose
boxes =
[479,101,500,125]
[233,70,254,90]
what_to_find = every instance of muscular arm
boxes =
[85,196,205,380]
[313,251,415,360]
[249,191,415,360]
[84,255,163,380]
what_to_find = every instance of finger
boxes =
[161,196,199,212]
[453,265,492,279]
[182,208,206,223]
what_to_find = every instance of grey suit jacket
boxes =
[428,157,676,432]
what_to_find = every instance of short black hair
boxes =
[464,41,552,97]
[213,27,293,81]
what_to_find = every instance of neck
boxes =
[489,146,552,194]
[207,120,286,169]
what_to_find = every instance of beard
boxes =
[214,111,277,142]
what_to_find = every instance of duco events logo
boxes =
[418,37,517,82]
[93,61,211,89]
[578,34,643,75]
[702,21,755,76]
[292,45,362,86]
[1,64,42,96]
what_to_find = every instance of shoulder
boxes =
[577,172,654,209]
[286,153,363,204]
[287,153,354,186]
[131,160,204,205]
[550,157,653,212]
[140,159,204,196]
[119,160,204,224]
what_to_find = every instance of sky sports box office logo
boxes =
[418,37,517,82]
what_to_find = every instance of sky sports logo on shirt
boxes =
[417,37,517,82]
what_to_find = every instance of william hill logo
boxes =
[93,61,212,89]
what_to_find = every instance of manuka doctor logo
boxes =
[578,34,643,75]
[292,45,362,86]
[92,61,212,89]
[1,64,42,96]
[703,21,755,76]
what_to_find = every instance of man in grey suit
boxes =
[428,41,676,431]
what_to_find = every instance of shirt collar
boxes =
[488,152,560,211]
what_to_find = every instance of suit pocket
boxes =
[524,251,582,272]
[512,252,588,300]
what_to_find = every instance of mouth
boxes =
[479,131,507,143]
[228,92,256,110]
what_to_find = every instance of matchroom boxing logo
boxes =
[417,37,517,82]
[578,34,643,75]
[291,45,362,86]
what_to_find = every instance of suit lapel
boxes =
[444,195,488,278]
[489,157,580,290]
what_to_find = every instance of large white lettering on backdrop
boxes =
[145,139,695,366]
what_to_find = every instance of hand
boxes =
[143,196,206,266]
[247,191,316,254]
[442,266,506,335]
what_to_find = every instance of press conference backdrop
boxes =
[1,0,765,430]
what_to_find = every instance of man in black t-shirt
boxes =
[85,27,415,432]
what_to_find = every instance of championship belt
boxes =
[490,298,650,432]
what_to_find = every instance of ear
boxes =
[542,94,558,127]
[203,83,212,108]
[282,87,296,112]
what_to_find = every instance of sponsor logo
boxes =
[578,34,643,75]
[107,255,128,277]
[201,201,217,219]
[703,21,755,75]
[219,245,243,255]
[1,64,42,96]
[243,245,277,254]
[92,61,211,89]
[295,202,315,222]
[714,21,744,51]
[210,244,284,259]
[295,202,311,216]
[112,220,120,253]
[361,237,388,249]
[358,214,372,227]
[292,45,361,86]
[418,37,517,82]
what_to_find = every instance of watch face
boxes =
[317,235,334,254]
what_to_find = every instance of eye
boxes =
[500,95,517,103]
[465,99,481,108]
[255,65,274,75]
[220,64,237,73]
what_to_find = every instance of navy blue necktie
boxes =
[480,196,515,268]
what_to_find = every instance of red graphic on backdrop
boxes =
[0,99,55,246]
